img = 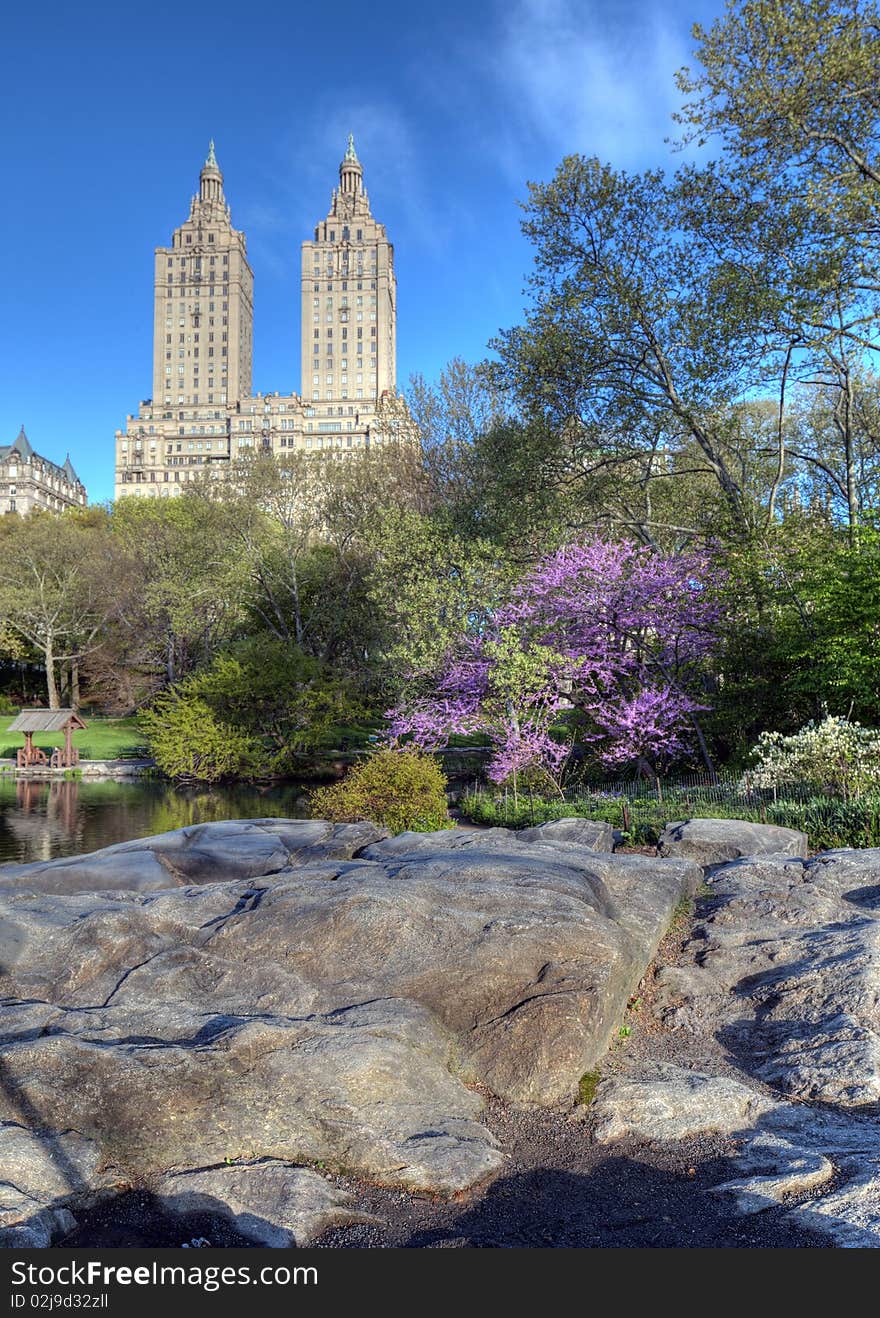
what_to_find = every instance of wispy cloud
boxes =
[472,0,697,181]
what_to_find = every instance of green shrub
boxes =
[138,637,374,782]
[139,693,260,783]
[310,749,452,834]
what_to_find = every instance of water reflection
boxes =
[0,778,314,866]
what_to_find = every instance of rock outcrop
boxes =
[0,818,698,1247]
[0,819,389,896]
[591,847,880,1247]
[658,817,808,867]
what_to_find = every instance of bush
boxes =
[310,749,452,834]
[139,637,374,781]
[743,717,880,800]
[139,693,260,783]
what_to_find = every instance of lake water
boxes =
[0,777,316,867]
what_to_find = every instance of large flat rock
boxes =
[657,852,880,1105]
[590,845,880,1247]
[0,819,389,896]
[0,819,699,1245]
[658,817,808,867]
[156,1163,376,1247]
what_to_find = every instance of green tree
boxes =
[139,634,369,781]
[488,158,773,540]
[362,506,512,698]
[677,0,880,239]
[0,510,126,708]
[676,0,880,544]
[111,493,248,686]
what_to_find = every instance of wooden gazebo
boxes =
[9,709,87,770]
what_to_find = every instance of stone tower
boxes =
[152,142,254,408]
[300,136,397,406]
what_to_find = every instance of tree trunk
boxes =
[689,713,716,775]
[44,639,60,709]
[71,658,80,712]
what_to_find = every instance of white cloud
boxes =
[480,0,696,178]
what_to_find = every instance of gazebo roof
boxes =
[8,709,87,733]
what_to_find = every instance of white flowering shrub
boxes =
[742,717,880,800]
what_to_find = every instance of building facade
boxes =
[115,138,406,499]
[1,427,87,516]
[151,140,253,411]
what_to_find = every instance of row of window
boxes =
[168,275,229,288]
[312,327,378,340]
[168,254,228,266]
[312,280,376,293]
[313,373,376,384]
[311,389,372,400]
[162,394,228,405]
[165,304,228,320]
[313,295,376,307]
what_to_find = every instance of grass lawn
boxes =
[0,715,148,762]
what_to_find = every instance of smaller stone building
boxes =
[0,427,87,516]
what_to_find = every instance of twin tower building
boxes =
[114,138,401,498]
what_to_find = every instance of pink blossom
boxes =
[386,538,722,781]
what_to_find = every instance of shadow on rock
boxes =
[404,1159,831,1249]
[57,1190,261,1249]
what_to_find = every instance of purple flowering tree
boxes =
[387,538,722,787]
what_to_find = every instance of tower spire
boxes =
[199,139,224,205]
[339,134,363,198]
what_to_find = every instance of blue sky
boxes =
[0,0,723,503]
